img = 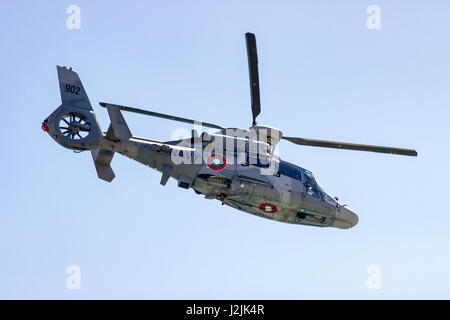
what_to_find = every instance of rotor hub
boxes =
[249,125,283,146]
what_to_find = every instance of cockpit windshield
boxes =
[319,186,338,205]
[276,162,338,204]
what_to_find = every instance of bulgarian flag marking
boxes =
[207,154,226,171]
[259,202,278,214]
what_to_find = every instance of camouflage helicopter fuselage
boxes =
[43,66,357,229]
[45,32,418,229]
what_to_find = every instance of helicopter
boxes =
[42,33,417,229]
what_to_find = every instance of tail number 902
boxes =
[64,84,81,95]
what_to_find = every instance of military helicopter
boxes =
[42,33,417,229]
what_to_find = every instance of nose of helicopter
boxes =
[333,206,359,229]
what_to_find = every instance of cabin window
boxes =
[244,154,270,168]
[277,161,302,181]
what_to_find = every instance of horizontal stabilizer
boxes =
[91,148,115,182]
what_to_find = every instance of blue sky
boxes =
[1,0,449,299]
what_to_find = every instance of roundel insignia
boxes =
[207,154,226,171]
[259,202,278,214]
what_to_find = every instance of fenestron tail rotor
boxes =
[58,112,91,140]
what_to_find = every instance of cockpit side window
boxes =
[304,170,313,184]
[303,170,319,198]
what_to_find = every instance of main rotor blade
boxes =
[282,136,418,156]
[245,32,261,127]
[99,103,224,130]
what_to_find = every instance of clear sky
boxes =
[1,0,449,299]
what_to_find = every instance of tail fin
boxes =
[57,66,93,110]
[44,66,125,183]
[102,103,132,141]
[43,66,102,151]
